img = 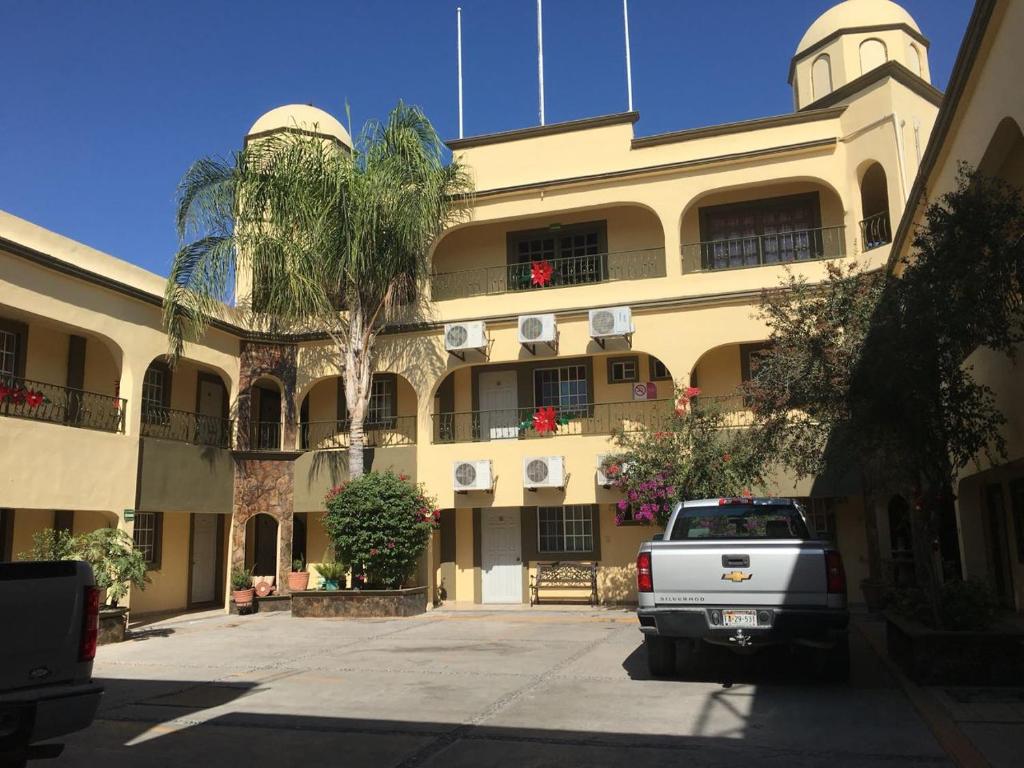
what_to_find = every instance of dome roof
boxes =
[796,0,920,55]
[246,104,351,146]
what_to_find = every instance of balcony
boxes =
[300,416,417,450]
[0,375,125,433]
[859,212,892,251]
[250,420,282,451]
[681,226,845,272]
[140,407,233,448]
[432,399,673,444]
[430,247,665,301]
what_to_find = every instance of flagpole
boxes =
[623,0,634,112]
[537,0,545,126]
[457,6,464,138]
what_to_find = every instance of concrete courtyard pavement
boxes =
[50,607,952,767]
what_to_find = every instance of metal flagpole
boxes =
[623,0,633,112]
[537,0,545,125]
[457,6,464,139]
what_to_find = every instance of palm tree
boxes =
[164,102,473,476]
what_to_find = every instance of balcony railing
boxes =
[250,420,282,451]
[0,375,125,433]
[859,211,892,251]
[690,393,754,428]
[299,416,417,450]
[681,226,846,272]
[430,247,666,301]
[141,407,232,448]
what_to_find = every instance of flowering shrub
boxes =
[604,386,768,526]
[0,383,46,408]
[322,470,438,589]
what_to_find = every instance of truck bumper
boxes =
[0,681,103,748]
[637,606,848,648]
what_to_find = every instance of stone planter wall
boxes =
[885,611,1024,685]
[229,594,291,615]
[291,586,427,618]
[98,607,128,645]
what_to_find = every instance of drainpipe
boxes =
[890,112,910,204]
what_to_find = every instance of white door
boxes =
[478,371,518,441]
[197,378,225,445]
[481,508,522,603]
[190,514,218,604]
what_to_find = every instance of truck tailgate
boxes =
[651,541,827,607]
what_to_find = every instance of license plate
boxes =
[722,610,757,627]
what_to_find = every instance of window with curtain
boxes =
[507,222,607,289]
[699,194,821,270]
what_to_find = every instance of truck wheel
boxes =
[645,635,676,677]
[819,637,850,683]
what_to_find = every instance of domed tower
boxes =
[790,0,931,110]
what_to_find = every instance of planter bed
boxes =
[229,594,291,615]
[98,607,128,644]
[885,611,1024,685]
[291,586,427,618]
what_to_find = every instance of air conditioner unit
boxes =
[523,456,565,490]
[453,459,493,492]
[518,313,557,344]
[444,321,488,360]
[596,454,629,488]
[588,306,634,347]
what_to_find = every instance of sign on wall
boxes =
[632,382,657,401]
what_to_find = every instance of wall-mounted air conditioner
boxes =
[596,454,629,488]
[588,306,633,348]
[518,313,557,354]
[453,459,493,492]
[523,456,566,490]
[444,321,488,360]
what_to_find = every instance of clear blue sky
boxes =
[0,1,972,276]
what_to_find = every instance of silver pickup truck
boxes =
[0,561,104,766]
[636,497,849,679]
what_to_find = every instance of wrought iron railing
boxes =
[299,416,417,450]
[690,393,754,428]
[430,247,666,301]
[250,420,282,451]
[681,226,846,272]
[141,407,232,448]
[0,375,125,433]
[859,211,892,251]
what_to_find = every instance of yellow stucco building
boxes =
[1,0,1017,616]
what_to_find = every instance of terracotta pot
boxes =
[233,587,255,606]
[288,571,310,592]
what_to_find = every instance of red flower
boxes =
[684,386,701,399]
[741,487,752,498]
[399,473,409,481]
[722,453,732,463]
[387,541,396,549]
[25,391,44,408]
[370,548,379,556]
[532,406,558,435]
[0,385,10,401]
[607,463,621,476]
[530,259,554,287]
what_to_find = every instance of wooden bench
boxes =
[530,561,598,606]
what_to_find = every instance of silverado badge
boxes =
[721,571,753,583]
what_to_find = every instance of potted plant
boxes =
[315,561,346,591]
[231,565,255,607]
[288,557,310,592]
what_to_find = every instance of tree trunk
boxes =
[344,303,373,479]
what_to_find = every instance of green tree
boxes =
[76,528,149,607]
[165,103,473,476]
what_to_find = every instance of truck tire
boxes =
[645,635,676,677]
[819,636,850,683]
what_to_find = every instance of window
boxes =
[860,38,887,75]
[367,375,396,426]
[607,356,639,384]
[132,511,162,567]
[799,498,838,543]
[0,329,17,379]
[669,502,810,541]
[812,54,832,101]
[699,193,823,270]
[649,357,671,381]
[534,365,588,416]
[907,43,922,77]
[507,222,607,290]
[538,505,594,553]
[142,365,168,423]
[740,342,771,384]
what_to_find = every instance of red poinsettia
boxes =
[532,406,559,435]
[25,391,45,408]
[530,259,554,287]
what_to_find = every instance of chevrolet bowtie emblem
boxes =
[721,571,753,583]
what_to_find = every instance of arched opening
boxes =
[298,373,417,449]
[251,376,283,450]
[141,355,231,446]
[859,38,887,75]
[907,42,922,77]
[859,163,891,250]
[811,54,832,101]
[245,513,279,585]
[979,117,1024,186]
[688,341,768,425]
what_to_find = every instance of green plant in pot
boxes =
[231,565,255,607]
[315,561,346,591]
[288,557,310,592]
[76,528,149,608]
